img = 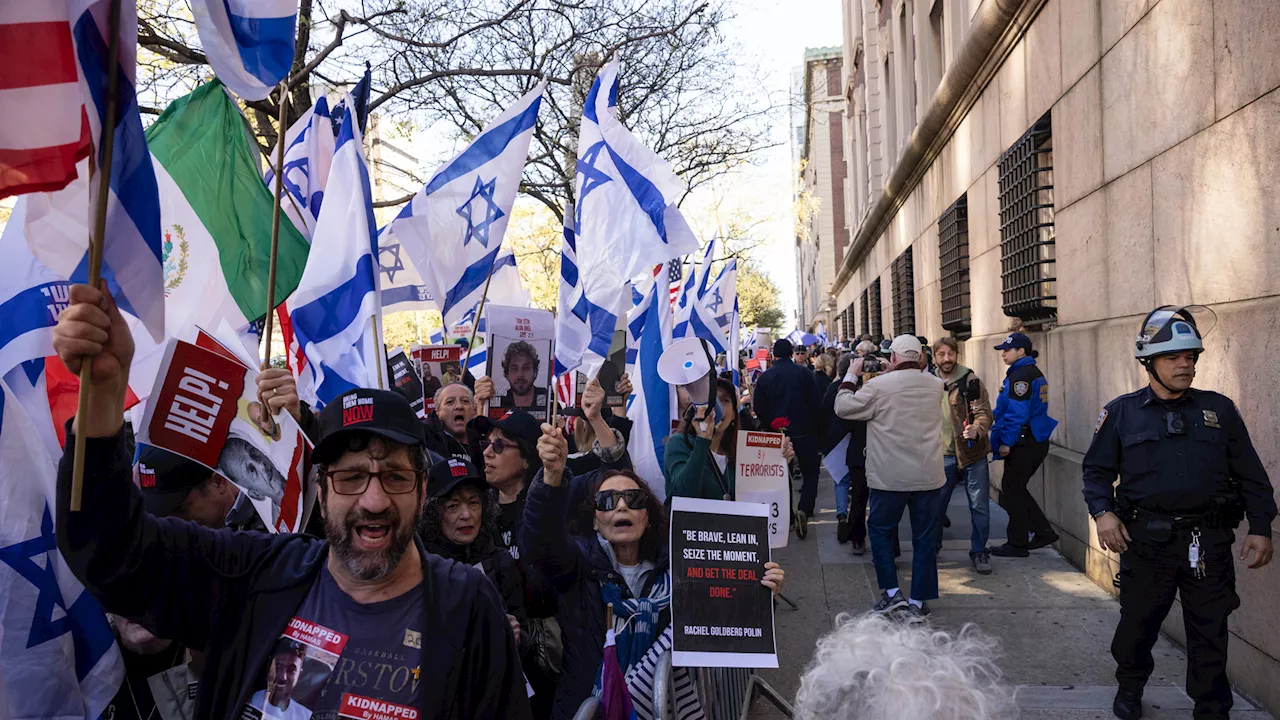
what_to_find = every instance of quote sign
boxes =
[669,497,777,669]
[387,350,426,418]
[734,431,790,549]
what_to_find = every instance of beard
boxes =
[325,504,419,581]
[511,378,534,396]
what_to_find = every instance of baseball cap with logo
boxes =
[993,332,1033,352]
[313,388,427,464]
[427,458,487,499]
[889,334,924,360]
[135,444,216,517]
[472,408,542,447]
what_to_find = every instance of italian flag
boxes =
[144,80,309,344]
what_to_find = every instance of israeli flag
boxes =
[673,239,717,340]
[705,259,740,383]
[625,269,675,502]
[743,326,759,353]
[26,0,164,342]
[264,95,335,240]
[379,83,543,326]
[816,321,829,347]
[378,230,526,314]
[288,96,383,407]
[556,58,699,379]
[190,0,298,101]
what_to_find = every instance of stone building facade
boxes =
[795,47,848,332]
[829,0,1280,710]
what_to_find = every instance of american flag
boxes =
[667,258,683,308]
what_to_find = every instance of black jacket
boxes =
[752,357,822,437]
[521,469,670,720]
[821,381,868,468]
[56,427,530,720]
[424,411,482,465]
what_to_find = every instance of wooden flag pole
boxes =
[260,84,290,371]
[70,0,124,512]
[462,256,500,371]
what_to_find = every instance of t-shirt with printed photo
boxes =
[240,566,425,720]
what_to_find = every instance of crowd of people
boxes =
[49,282,1277,720]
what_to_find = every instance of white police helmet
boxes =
[1134,305,1207,359]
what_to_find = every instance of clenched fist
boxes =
[52,282,133,437]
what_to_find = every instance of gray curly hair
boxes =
[794,613,1017,720]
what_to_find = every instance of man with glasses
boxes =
[51,283,530,719]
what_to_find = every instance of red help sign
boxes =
[147,342,245,469]
[412,346,460,364]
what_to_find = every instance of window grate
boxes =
[868,278,883,342]
[891,247,915,337]
[998,113,1056,321]
[859,290,870,339]
[939,194,971,334]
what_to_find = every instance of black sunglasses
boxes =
[595,488,647,512]
[481,438,517,455]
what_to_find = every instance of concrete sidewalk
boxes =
[749,470,1272,718]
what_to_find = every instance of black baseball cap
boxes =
[994,332,1033,352]
[313,388,426,464]
[472,408,542,446]
[772,338,793,357]
[427,458,488,499]
[135,444,216,517]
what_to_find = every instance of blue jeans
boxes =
[939,456,991,556]
[832,466,850,516]
[867,487,943,601]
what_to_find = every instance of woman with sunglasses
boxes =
[523,425,786,719]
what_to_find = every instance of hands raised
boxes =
[537,423,569,486]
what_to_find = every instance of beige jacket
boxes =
[834,366,947,492]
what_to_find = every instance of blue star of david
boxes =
[456,177,505,248]
[379,242,405,283]
[0,505,114,679]
[575,141,613,232]
[706,287,724,314]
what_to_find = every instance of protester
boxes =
[835,335,946,617]
[566,376,633,476]
[523,426,785,719]
[478,408,546,560]
[812,353,835,399]
[424,381,481,463]
[988,333,1060,558]
[822,354,869,552]
[932,337,995,574]
[419,458,528,652]
[753,338,823,538]
[666,377,794,501]
[794,344,813,370]
[794,613,1018,720]
[52,282,529,719]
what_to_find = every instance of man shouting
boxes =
[52,282,529,720]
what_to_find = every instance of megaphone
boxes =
[658,337,723,426]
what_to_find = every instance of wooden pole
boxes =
[260,84,290,371]
[462,255,499,370]
[70,0,124,512]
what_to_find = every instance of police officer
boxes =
[1083,305,1276,720]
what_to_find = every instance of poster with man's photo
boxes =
[569,329,627,412]
[410,345,463,413]
[139,326,312,534]
[240,617,348,720]
[386,350,425,419]
[485,305,554,421]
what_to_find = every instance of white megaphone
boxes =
[657,337,723,427]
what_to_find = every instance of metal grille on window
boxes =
[939,195,971,334]
[998,113,1056,320]
[891,247,915,337]
[860,290,870,338]
[868,278,883,341]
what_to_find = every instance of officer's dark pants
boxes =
[1113,528,1240,719]
[792,433,822,515]
[998,437,1052,546]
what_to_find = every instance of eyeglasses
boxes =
[595,489,647,512]
[481,438,516,455]
[325,468,420,496]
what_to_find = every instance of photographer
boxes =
[834,336,946,617]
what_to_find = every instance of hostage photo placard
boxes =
[386,350,425,419]
[485,305,554,421]
[140,328,312,534]
[669,497,777,669]
[411,345,462,413]
[734,431,790,549]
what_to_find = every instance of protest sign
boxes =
[735,431,790,548]
[486,305,554,421]
[669,496,777,669]
[411,345,462,412]
[140,330,311,534]
[387,349,425,418]
[566,329,627,414]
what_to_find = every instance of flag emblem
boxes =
[161,225,190,296]
[456,176,505,248]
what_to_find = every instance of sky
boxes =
[702,0,845,330]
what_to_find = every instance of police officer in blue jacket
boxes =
[1083,306,1275,720]
[989,332,1060,557]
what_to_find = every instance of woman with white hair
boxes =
[794,613,1018,720]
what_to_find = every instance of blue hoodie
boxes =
[990,356,1058,450]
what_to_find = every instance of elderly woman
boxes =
[665,377,794,502]
[523,426,785,719]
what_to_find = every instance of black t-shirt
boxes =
[238,566,424,720]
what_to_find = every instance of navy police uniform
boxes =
[1083,386,1276,718]
[991,354,1059,550]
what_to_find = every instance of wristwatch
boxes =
[1091,509,1110,520]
